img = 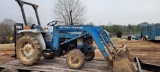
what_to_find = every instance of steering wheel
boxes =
[47,21,58,26]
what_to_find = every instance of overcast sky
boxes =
[0,0,160,26]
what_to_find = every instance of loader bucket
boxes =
[116,45,133,61]
[112,45,136,72]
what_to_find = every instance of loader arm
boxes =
[55,25,116,65]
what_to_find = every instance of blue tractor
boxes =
[14,0,128,70]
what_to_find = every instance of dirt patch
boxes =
[94,49,105,60]
[0,49,15,63]
[0,44,14,50]
[0,55,15,64]
[113,40,160,65]
[0,50,14,55]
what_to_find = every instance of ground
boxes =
[0,39,160,71]
[0,44,14,64]
[113,40,160,65]
[95,39,160,65]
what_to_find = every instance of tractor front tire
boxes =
[66,49,85,69]
[16,36,42,65]
[84,50,95,61]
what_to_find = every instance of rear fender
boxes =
[18,29,46,50]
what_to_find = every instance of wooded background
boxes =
[101,22,149,37]
[0,18,15,44]
[0,18,150,44]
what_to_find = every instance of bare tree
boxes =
[27,17,35,27]
[53,0,86,25]
[0,18,16,43]
[0,18,15,36]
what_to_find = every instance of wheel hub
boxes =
[70,55,80,66]
[23,43,34,58]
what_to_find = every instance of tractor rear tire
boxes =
[84,50,95,61]
[16,36,42,65]
[66,49,85,69]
